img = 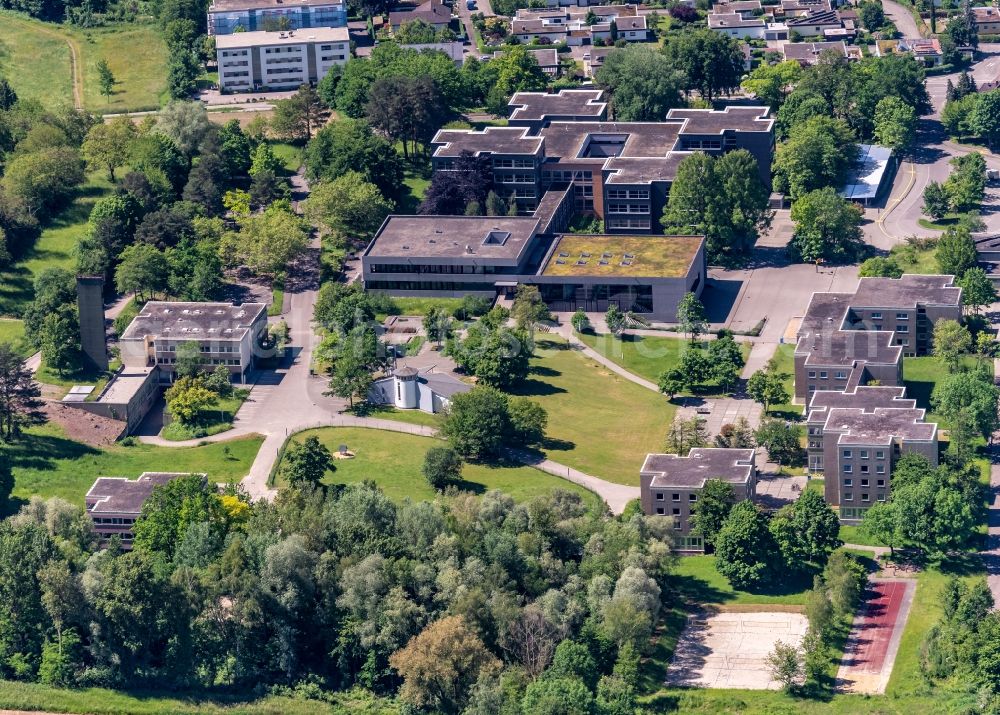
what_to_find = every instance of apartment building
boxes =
[207,0,346,35]
[431,89,774,231]
[119,301,268,383]
[216,27,350,92]
[793,274,962,400]
[86,473,197,548]
[816,406,937,523]
[494,48,561,76]
[639,448,757,552]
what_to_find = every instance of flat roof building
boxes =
[86,472,199,547]
[216,27,350,92]
[794,275,961,400]
[119,301,268,383]
[640,448,757,552]
[208,0,346,35]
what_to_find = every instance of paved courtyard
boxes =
[666,610,809,690]
[754,471,808,510]
[674,397,764,437]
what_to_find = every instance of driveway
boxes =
[881,0,921,39]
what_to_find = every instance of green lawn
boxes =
[903,355,988,428]
[0,680,400,715]
[916,214,963,231]
[671,554,813,606]
[399,156,432,213]
[510,337,676,486]
[0,15,167,113]
[356,405,442,427]
[4,424,263,512]
[269,141,302,174]
[34,358,120,400]
[384,296,465,317]
[889,241,939,275]
[0,319,26,355]
[575,331,750,390]
[273,427,600,508]
[0,172,115,316]
[0,11,73,109]
[769,343,803,418]
[268,274,285,316]
[162,394,248,441]
[74,23,168,112]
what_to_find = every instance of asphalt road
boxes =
[881,0,922,40]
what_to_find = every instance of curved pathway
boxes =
[9,16,84,110]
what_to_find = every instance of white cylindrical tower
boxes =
[394,367,419,409]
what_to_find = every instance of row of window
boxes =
[494,159,536,169]
[842,492,886,503]
[264,46,304,54]
[843,464,887,474]
[606,189,649,200]
[843,449,886,459]
[654,492,698,502]
[91,517,136,525]
[606,217,651,229]
[542,170,593,183]
[868,312,909,320]
[844,478,886,487]
[494,173,535,184]
[320,55,347,62]
[157,358,242,366]
[157,343,240,353]
[606,202,649,215]
[807,370,848,380]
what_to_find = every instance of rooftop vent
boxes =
[466,244,474,253]
[556,259,566,264]
[624,253,635,259]
[581,252,591,258]
[429,239,437,244]
[602,252,612,258]
[559,251,569,257]
[599,260,609,265]
[576,260,588,266]
[402,244,410,250]
[620,260,632,266]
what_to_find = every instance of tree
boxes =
[390,615,500,714]
[765,641,803,692]
[449,320,530,390]
[714,501,777,590]
[2,147,85,216]
[305,119,406,199]
[596,44,684,121]
[96,58,115,103]
[960,267,997,315]
[923,181,950,220]
[423,447,464,490]
[690,479,736,549]
[771,489,841,565]
[440,386,510,459]
[874,96,917,152]
[229,205,309,275]
[304,172,394,242]
[0,77,17,111]
[82,117,135,181]
[663,28,745,101]
[39,307,79,376]
[571,310,590,333]
[167,49,201,100]
[424,307,453,348]
[283,435,335,488]
[858,256,903,278]
[858,0,887,29]
[754,418,803,466]
[419,150,493,215]
[715,417,755,449]
[521,676,595,715]
[933,319,972,372]
[0,343,44,440]
[507,397,547,446]
[271,84,324,142]
[773,116,857,200]
[605,304,625,336]
[746,368,789,413]
[933,369,1000,438]
[936,224,979,278]
[945,152,987,213]
[676,292,707,342]
[665,415,709,454]
[740,61,802,109]
[114,243,168,300]
[485,46,548,115]
[972,90,1000,150]
[366,75,448,160]
[511,285,550,335]
[165,376,218,424]
[789,187,864,263]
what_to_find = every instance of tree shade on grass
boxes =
[4,424,263,511]
[272,427,601,507]
[510,337,676,486]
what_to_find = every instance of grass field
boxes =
[273,427,601,507]
[903,355,987,427]
[385,296,465,317]
[769,343,803,418]
[0,172,114,316]
[0,11,73,109]
[0,319,26,354]
[0,14,167,113]
[889,241,939,275]
[576,331,750,390]
[4,424,262,512]
[270,142,303,174]
[34,358,120,400]
[162,394,248,441]
[671,554,813,606]
[0,680,401,715]
[511,337,676,486]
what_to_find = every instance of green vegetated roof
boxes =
[541,234,702,278]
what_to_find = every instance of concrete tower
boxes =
[76,275,108,371]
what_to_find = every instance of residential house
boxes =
[973,6,1000,34]
[512,5,651,45]
[781,39,849,65]
[639,448,757,552]
[875,38,944,66]
[786,8,854,39]
[494,48,561,76]
[388,0,452,31]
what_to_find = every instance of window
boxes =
[843,465,853,474]
[655,492,664,501]
[876,451,884,459]
[672,493,680,502]
[896,312,908,319]
[843,450,852,458]
[876,465,885,474]
[871,312,882,319]
[860,465,869,474]
[877,479,885,487]
[672,508,680,515]
[844,492,853,501]
[844,478,853,487]
[896,325,909,333]
[835,371,847,379]
[877,493,886,502]
[808,371,816,378]
[689,494,698,502]
[656,507,664,515]
[819,371,828,379]
[862,493,870,502]
[861,478,869,487]
[673,519,682,531]
[860,450,868,459]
